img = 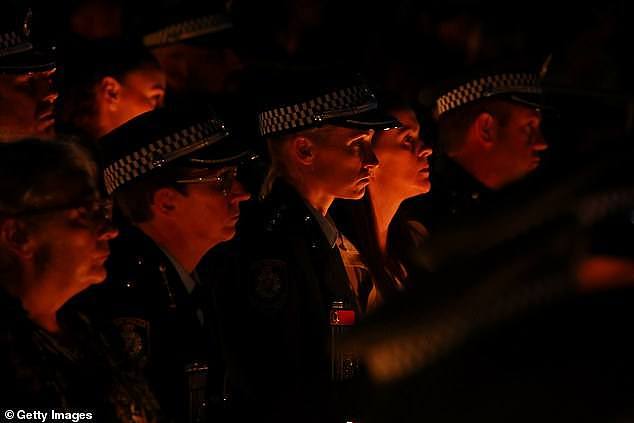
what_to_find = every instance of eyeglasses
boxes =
[175,167,239,196]
[3,197,113,224]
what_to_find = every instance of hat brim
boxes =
[0,49,55,73]
[502,93,546,111]
[175,135,255,168]
[331,109,402,131]
[181,26,235,49]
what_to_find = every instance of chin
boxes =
[86,269,108,285]
[341,188,366,200]
[219,226,238,242]
[419,182,431,195]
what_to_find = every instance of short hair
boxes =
[437,98,512,154]
[114,167,188,224]
[57,38,161,138]
[0,138,96,273]
[0,138,97,215]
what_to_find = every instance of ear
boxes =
[291,136,315,166]
[0,219,36,259]
[99,76,122,110]
[472,112,497,148]
[150,187,182,218]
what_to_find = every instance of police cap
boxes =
[253,66,402,137]
[433,58,552,119]
[0,6,55,73]
[141,1,233,49]
[100,103,252,195]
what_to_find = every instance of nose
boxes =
[417,140,433,159]
[222,47,244,73]
[532,128,548,151]
[97,220,119,241]
[35,72,59,104]
[227,179,251,204]
[362,143,379,170]
[361,131,379,169]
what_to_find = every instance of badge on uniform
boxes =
[114,317,150,366]
[248,259,288,312]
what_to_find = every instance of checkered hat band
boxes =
[435,73,542,117]
[143,14,233,47]
[257,85,377,136]
[103,119,228,194]
[0,31,32,58]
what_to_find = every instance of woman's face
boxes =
[371,108,432,200]
[27,185,118,300]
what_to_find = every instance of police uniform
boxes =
[415,153,495,231]
[0,288,161,422]
[209,69,400,423]
[414,69,548,232]
[78,105,253,423]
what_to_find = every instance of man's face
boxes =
[28,187,118,298]
[490,104,548,185]
[0,69,57,141]
[172,166,251,249]
[151,43,242,94]
[372,108,432,199]
[310,126,378,200]
[117,66,166,122]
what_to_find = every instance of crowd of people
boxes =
[1,1,633,422]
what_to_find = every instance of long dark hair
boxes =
[332,101,436,301]
[333,193,406,301]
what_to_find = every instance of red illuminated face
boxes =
[173,166,251,248]
[489,103,547,185]
[27,189,118,298]
[116,66,166,122]
[310,126,379,200]
[371,108,432,200]
[151,43,242,94]
[0,69,57,141]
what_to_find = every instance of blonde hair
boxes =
[260,135,291,199]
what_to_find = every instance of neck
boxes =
[368,186,403,254]
[138,220,212,273]
[450,151,504,190]
[4,269,65,333]
[95,106,125,139]
[290,177,334,216]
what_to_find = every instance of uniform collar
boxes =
[157,245,199,294]
[436,155,492,199]
[304,201,339,248]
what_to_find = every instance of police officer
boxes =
[138,2,242,97]
[82,104,252,423]
[211,67,400,423]
[417,65,549,231]
[0,5,57,141]
[0,139,160,421]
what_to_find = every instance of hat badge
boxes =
[23,8,33,38]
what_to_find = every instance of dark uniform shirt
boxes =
[78,225,224,423]
[209,181,362,423]
[413,154,494,232]
[0,288,160,421]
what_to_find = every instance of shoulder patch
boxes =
[248,259,289,312]
[114,317,150,365]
